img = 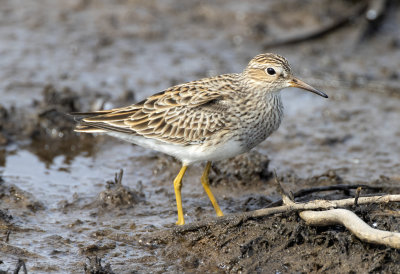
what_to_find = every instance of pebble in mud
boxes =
[0,182,44,213]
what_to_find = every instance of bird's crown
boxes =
[247,53,291,73]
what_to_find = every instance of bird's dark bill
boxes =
[290,78,328,98]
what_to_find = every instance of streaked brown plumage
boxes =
[73,53,328,225]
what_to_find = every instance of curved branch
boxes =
[299,209,400,249]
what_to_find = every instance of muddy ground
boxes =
[0,0,400,273]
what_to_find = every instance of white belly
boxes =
[107,132,246,166]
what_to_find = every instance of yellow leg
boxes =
[201,161,224,216]
[174,165,188,225]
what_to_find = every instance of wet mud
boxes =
[1,0,400,272]
[147,203,400,273]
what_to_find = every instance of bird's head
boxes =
[243,53,328,98]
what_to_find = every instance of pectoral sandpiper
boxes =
[73,53,328,225]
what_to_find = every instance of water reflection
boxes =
[26,134,98,168]
[0,148,5,167]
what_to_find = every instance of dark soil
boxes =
[148,208,400,273]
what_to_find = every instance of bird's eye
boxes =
[266,68,276,75]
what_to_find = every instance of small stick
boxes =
[5,230,10,243]
[273,170,294,206]
[116,169,123,185]
[13,259,27,274]
[354,187,362,206]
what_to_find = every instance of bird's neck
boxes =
[236,90,283,150]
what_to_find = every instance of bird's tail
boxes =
[70,110,112,133]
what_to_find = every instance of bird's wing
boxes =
[74,75,239,145]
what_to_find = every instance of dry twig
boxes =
[300,209,400,249]
[273,176,400,249]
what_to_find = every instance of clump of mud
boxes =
[0,85,107,164]
[0,207,13,227]
[0,179,44,213]
[210,150,271,187]
[0,85,81,145]
[96,170,145,209]
[30,85,82,141]
[0,103,24,146]
[84,257,114,274]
